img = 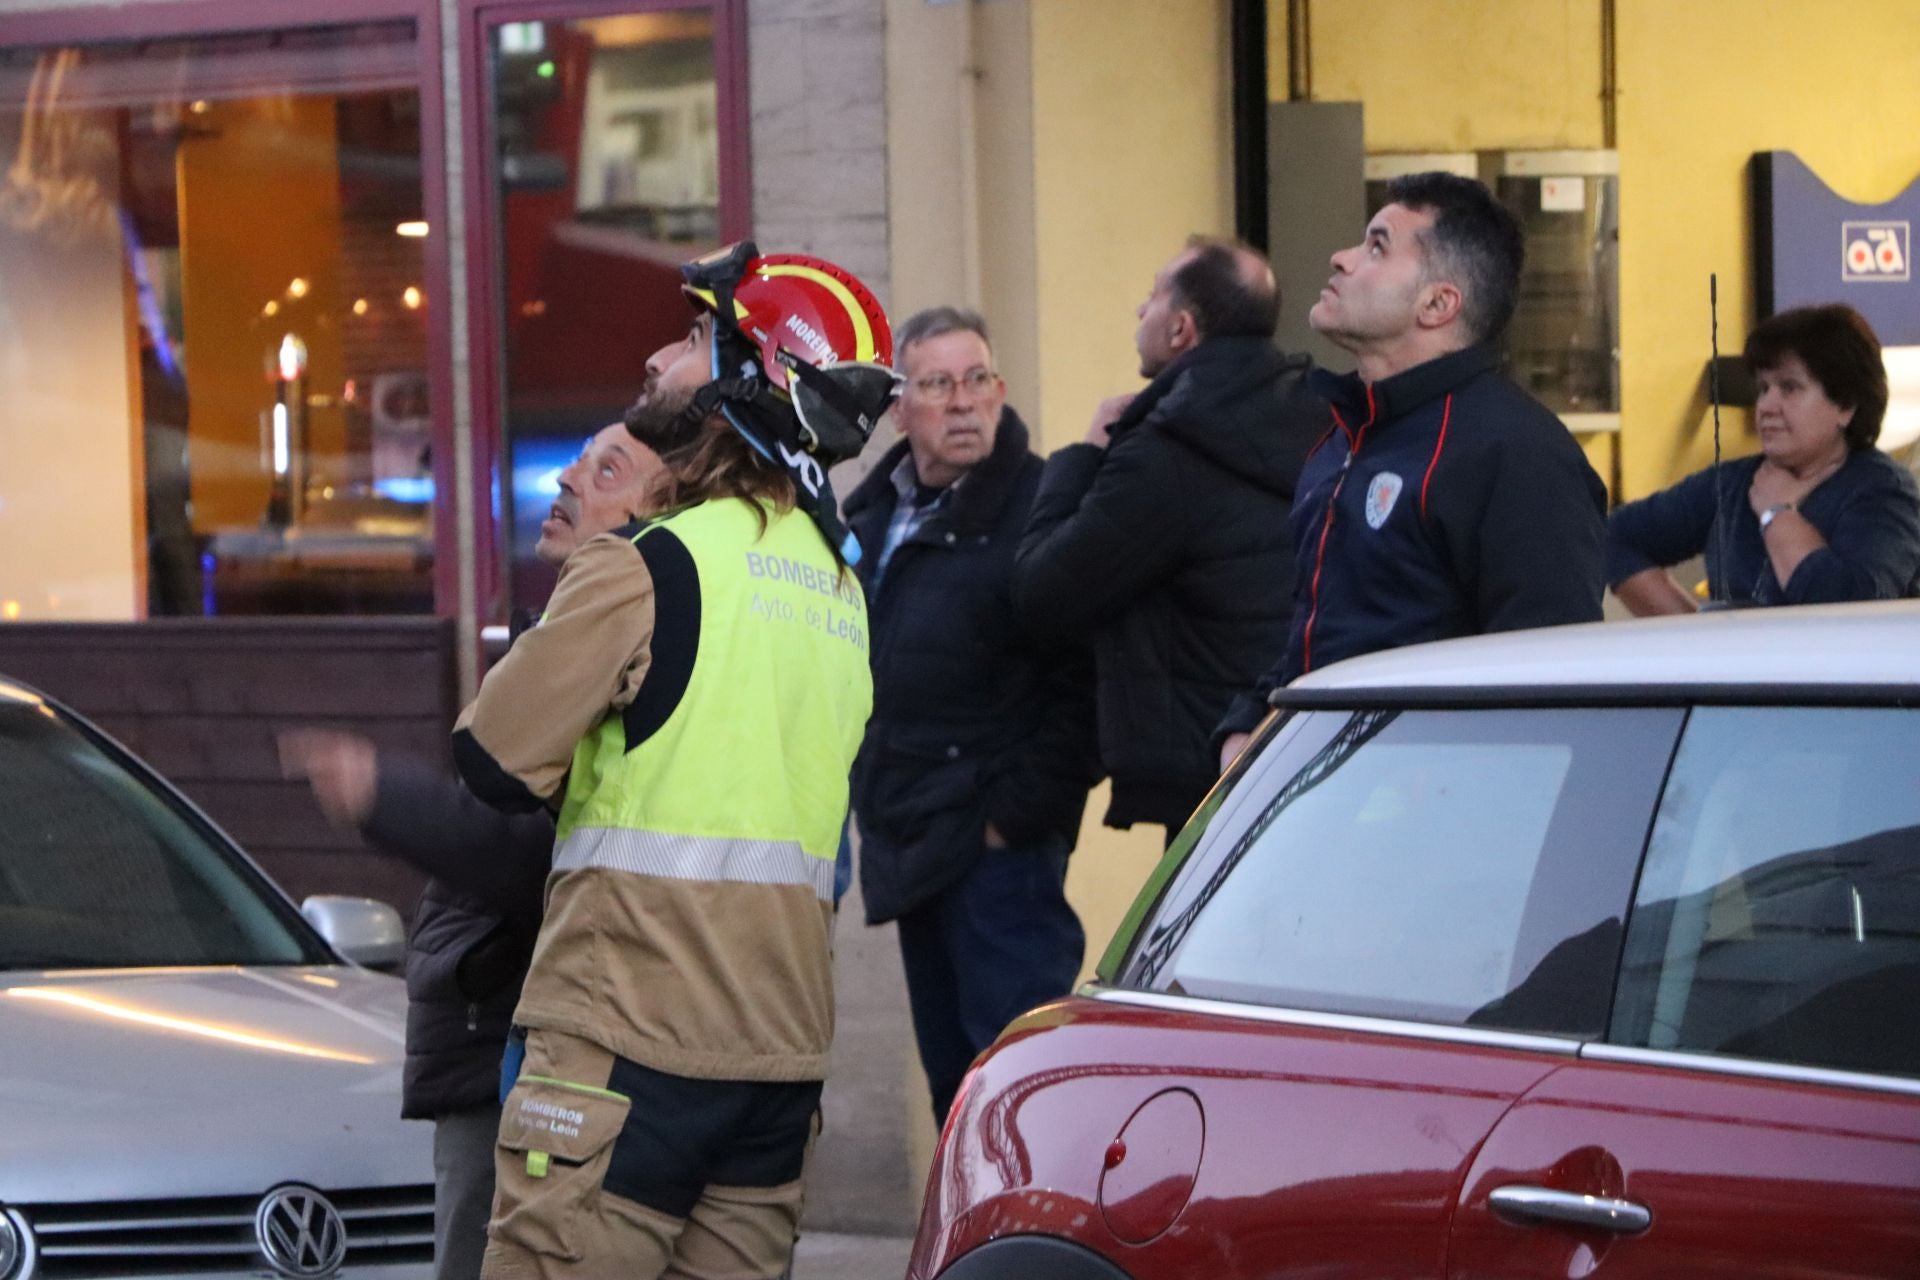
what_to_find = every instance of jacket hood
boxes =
[1120,336,1316,495]
[845,406,1034,536]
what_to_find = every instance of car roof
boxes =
[1283,600,1920,701]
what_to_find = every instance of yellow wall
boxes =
[1614,0,1920,496]
[1302,0,1603,152]
[1030,0,1234,451]
[885,0,1039,413]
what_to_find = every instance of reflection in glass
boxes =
[0,699,327,969]
[1125,708,1680,1037]
[1614,707,1920,1079]
[0,25,431,618]
[488,10,721,611]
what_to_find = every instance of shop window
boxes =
[485,9,725,611]
[0,23,434,619]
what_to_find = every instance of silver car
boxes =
[0,677,435,1279]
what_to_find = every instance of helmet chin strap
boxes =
[713,393,863,568]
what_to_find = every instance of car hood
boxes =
[0,966,432,1203]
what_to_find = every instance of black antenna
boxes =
[1709,273,1727,605]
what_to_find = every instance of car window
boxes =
[1611,706,1920,1080]
[0,703,328,970]
[1117,708,1682,1037]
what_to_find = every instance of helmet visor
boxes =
[786,359,902,464]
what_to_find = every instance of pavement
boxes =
[792,1231,915,1279]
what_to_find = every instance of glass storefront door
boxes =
[476,3,742,613]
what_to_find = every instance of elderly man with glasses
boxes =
[842,306,1100,1125]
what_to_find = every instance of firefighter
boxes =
[452,242,898,1280]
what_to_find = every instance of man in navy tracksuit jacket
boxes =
[1217,173,1606,759]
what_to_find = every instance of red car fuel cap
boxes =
[1097,1088,1205,1244]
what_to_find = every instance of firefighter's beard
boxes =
[622,382,702,453]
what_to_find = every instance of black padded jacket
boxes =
[1014,337,1323,829]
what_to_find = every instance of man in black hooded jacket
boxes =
[1015,237,1324,840]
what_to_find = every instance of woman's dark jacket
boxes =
[360,757,552,1119]
[1605,449,1920,604]
[1013,337,1322,829]
[845,410,1100,925]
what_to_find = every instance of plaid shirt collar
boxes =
[875,452,959,585]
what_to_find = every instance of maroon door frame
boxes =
[0,0,462,621]
[454,0,750,631]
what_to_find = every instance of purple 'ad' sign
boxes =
[1752,151,1919,345]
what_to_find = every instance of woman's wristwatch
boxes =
[1759,501,1797,531]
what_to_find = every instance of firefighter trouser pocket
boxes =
[489,1031,630,1262]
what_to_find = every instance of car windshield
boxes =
[0,698,329,970]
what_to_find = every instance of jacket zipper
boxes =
[1300,385,1377,674]
[467,1002,479,1032]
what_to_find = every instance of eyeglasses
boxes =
[908,367,998,404]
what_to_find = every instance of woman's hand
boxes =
[1748,459,1836,589]
[1749,457,1840,516]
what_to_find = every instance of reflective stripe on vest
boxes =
[554,826,836,901]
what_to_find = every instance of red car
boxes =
[909,604,1920,1279]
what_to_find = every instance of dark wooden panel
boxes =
[0,619,459,921]
[96,714,450,783]
[4,648,448,717]
[179,780,372,852]
[0,618,456,717]
[252,848,431,918]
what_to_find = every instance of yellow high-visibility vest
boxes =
[552,498,872,897]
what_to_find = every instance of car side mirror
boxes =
[301,895,406,971]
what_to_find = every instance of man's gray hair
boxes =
[894,306,992,370]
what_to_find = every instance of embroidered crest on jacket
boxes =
[1364,471,1404,530]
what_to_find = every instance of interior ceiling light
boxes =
[395,220,429,238]
[286,277,310,299]
[262,300,280,317]
[352,298,370,316]
[402,286,423,310]
[278,334,308,382]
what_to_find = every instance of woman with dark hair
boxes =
[1608,303,1920,613]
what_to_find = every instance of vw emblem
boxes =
[254,1185,348,1278]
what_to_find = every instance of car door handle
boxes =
[1488,1185,1652,1236]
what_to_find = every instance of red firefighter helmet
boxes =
[684,250,893,386]
[666,241,897,566]
[679,242,898,465]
